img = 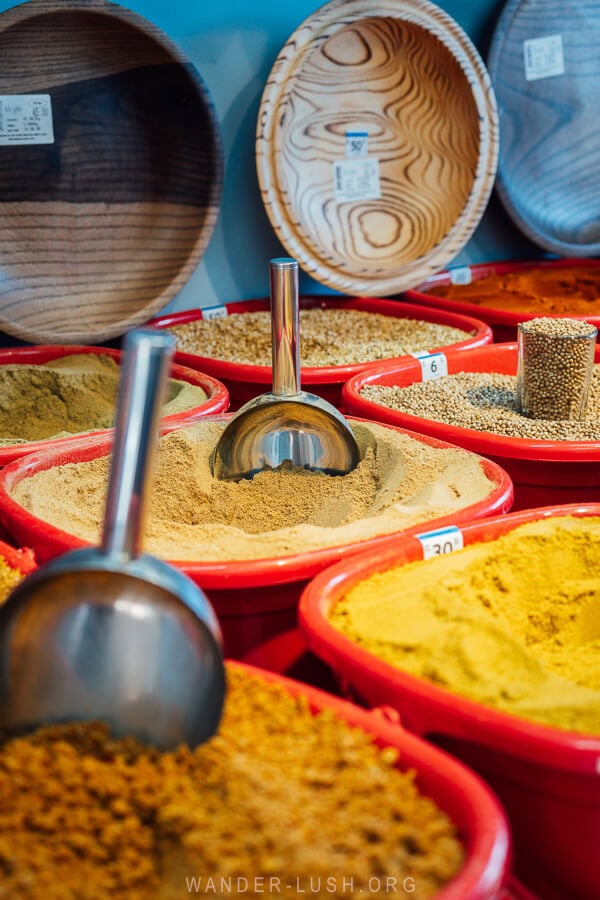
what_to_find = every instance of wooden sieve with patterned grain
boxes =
[257,0,499,297]
[0,0,222,344]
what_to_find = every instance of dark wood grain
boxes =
[0,0,222,343]
[489,0,600,255]
[257,0,499,297]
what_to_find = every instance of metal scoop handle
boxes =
[271,258,301,397]
[102,328,175,559]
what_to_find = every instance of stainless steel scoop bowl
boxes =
[0,328,226,750]
[211,258,360,481]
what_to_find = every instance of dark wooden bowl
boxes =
[0,0,222,343]
[256,0,499,297]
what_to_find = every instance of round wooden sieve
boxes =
[256,0,499,297]
[0,0,223,344]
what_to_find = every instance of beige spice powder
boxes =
[0,355,208,446]
[12,421,495,562]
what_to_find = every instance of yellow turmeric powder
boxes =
[330,516,600,734]
[0,556,24,604]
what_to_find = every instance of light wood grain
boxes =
[0,0,222,343]
[257,0,498,296]
[489,0,600,256]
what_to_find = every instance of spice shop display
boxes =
[298,505,600,899]
[151,298,492,409]
[0,417,512,670]
[343,339,600,509]
[0,347,229,467]
[0,664,510,899]
[406,260,600,342]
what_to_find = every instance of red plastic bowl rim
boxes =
[298,503,600,773]
[0,344,230,466]
[342,342,600,462]
[230,661,510,900]
[150,296,492,385]
[406,258,600,327]
[0,417,513,590]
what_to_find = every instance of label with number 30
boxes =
[414,525,464,560]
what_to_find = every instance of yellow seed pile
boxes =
[170,308,470,367]
[361,366,600,441]
[0,668,464,900]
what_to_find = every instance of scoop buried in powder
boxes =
[212,258,361,480]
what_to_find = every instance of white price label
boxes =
[415,525,464,560]
[345,130,368,157]
[449,266,472,286]
[333,157,381,203]
[523,34,565,81]
[0,94,54,145]
[202,305,228,321]
[410,350,448,381]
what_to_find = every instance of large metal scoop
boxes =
[212,258,360,481]
[0,328,225,750]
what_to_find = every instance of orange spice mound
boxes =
[428,266,600,316]
[0,667,464,899]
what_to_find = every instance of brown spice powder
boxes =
[0,355,207,445]
[11,421,495,562]
[0,667,464,900]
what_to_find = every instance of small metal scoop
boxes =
[0,328,226,750]
[212,258,360,481]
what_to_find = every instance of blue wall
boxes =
[0,0,542,313]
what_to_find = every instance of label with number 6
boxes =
[414,525,464,560]
[409,350,448,382]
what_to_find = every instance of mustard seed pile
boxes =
[361,366,600,441]
[0,355,207,445]
[516,317,597,420]
[0,667,464,900]
[11,421,496,562]
[170,308,470,366]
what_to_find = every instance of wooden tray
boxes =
[256,0,499,297]
[488,0,600,256]
[0,0,222,343]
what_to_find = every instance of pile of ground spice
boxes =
[0,556,23,603]
[0,666,464,899]
[330,517,600,734]
[0,355,207,445]
[10,421,495,562]
[427,265,600,316]
[361,366,600,440]
[169,308,470,366]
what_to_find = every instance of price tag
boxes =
[202,305,228,321]
[345,130,369,157]
[0,94,54,145]
[523,34,565,81]
[415,525,463,560]
[333,157,381,203]
[409,350,448,381]
[449,265,472,286]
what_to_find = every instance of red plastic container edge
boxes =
[0,345,230,467]
[405,258,600,328]
[230,661,510,900]
[298,502,600,774]
[342,342,600,463]
[0,417,513,589]
[150,296,493,385]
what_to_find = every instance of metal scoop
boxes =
[0,328,226,750]
[212,258,360,481]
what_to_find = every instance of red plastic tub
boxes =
[229,661,510,899]
[0,345,229,467]
[0,417,512,679]
[150,296,492,409]
[298,504,600,900]
[405,259,600,342]
[342,342,600,510]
